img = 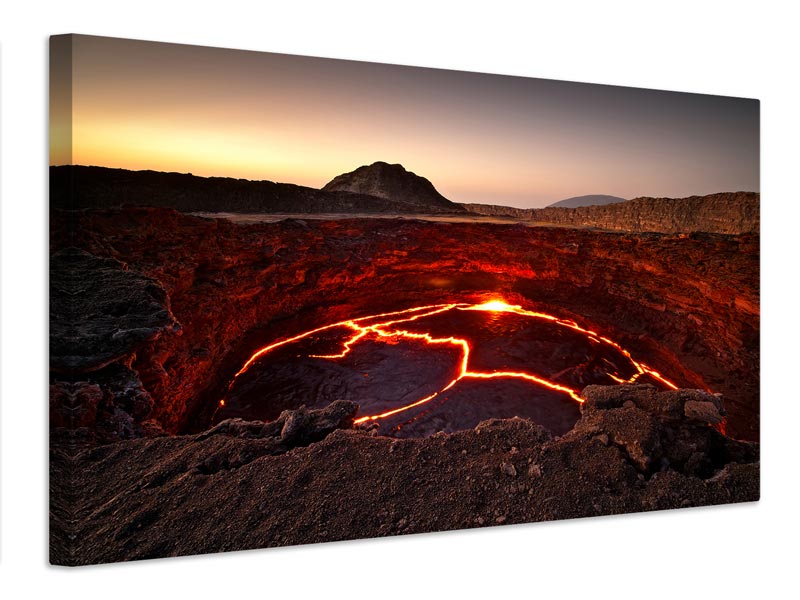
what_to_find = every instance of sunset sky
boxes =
[51,35,759,208]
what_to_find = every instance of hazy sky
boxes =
[51,35,759,208]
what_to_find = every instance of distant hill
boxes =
[323,161,464,213]
[547,194,626,208]
[50,164,465,215]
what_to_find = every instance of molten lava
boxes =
[224,300,679,429]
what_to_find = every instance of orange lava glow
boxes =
[228,300,679,425]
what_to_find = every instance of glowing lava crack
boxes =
[222,300,679,428]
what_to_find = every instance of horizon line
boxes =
[49,163,760,209]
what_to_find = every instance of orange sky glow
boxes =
[51,35,759,208]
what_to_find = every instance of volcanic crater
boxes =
[50,202,759,564]
[50,207,759,443]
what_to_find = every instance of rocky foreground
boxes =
[50,384,758,566]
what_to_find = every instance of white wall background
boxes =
[1,1,797,597]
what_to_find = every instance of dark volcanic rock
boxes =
[199,400,358,445]
[532,192,759,234]
[49,208,760,441]
[461,192,759,234]
[50,385,758,566]
[577,385,756,478]
[192,402,358,476]
[322,161,465,213]
[684,399,726,424]
[50,165,461,215]
[457,203,534,219]
[581,384,723,421]
[50,248,180,373]
[50,363,165,448]
[576,405,662,471]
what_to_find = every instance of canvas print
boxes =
[49,35,760,566]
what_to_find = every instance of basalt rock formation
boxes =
[50,385,758,565]
[50,248,181,447]
[532,192,759,234]
[461,192,759,234]
[50,207,760,442]
[322,161,465,213]
[50,247,180,373]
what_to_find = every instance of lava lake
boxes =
[217,300,684,437]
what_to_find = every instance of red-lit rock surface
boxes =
[50,207,759,441]
[50,385,758,565]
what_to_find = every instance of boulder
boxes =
[50,248,180,373]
